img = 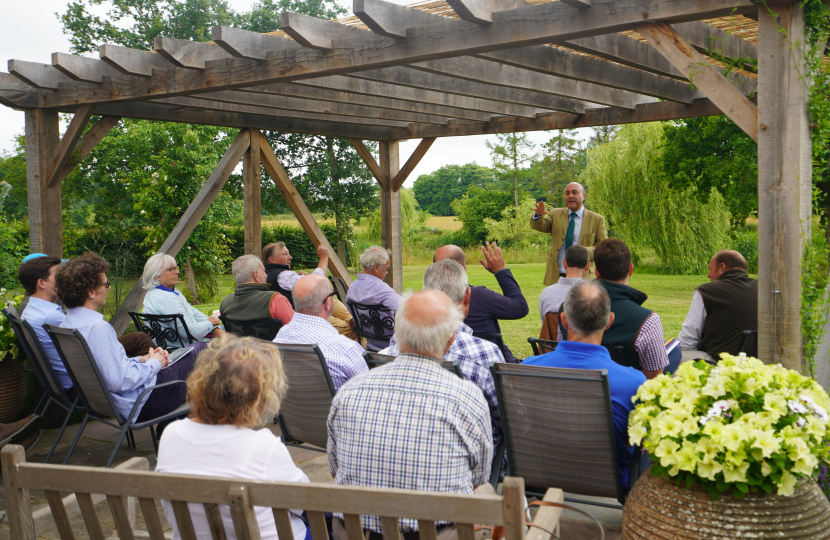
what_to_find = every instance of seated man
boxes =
[678,250,758,360]
[272,274,367,390]
[538,245,590,338]
[18,255,155,391]
[220,255,294,338]
[434,242,528,363]
[262,242,358,342]
[328,289,493,540]
[381,259,505,470]
[345,246,401,348]
[524,281,645,488]
[57,253,205,422]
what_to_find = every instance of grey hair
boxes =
[563,281,611,336]
[142,253,177,290]
[395,291,462,359]
[262,242,286,264]
[294,275,333,314]
[232,255,262,285]
[423,259,468,304]
[360,246,391,270]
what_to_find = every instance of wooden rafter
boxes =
[348,138,388,191]
[392,138,436,191]
[45,105,95,188]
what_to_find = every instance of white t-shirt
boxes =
[156,419,310,540]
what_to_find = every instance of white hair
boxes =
[294,275,332,314]
[142,253,177,290]
[360,246,391,270]
[423,259,468,304]
[395,291,462,359]
[232,255,262,285]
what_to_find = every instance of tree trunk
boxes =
[183,258,200,305]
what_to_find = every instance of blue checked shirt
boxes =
[62,307,161,422]
[272,313,368,390]
[327,352,493,533]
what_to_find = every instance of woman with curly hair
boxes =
[156,334,310,540]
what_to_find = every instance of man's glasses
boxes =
[322,290,336,305]
[101,282,111,289]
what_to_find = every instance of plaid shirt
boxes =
[327,352,493,533]
[273,312,368,390]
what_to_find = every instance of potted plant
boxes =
[623,354,830,538]
[0,293,28,423]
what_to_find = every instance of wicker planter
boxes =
[0,356,27,423]
[623,469,830,539]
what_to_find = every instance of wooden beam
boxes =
[154,36,232,69]
[353,0,433,39]
[25,109,62,257]
[672,21,758,68]
[258,133,353,286]
[636,21,758,141]
[562,33,686,80]
[49,115,121,187]
[211,26,294,60]
[348,138,388,191]
[280,12,335,51]
[560,0,591,7]
[110,130,251,334]
[243,128,262,258]
[757,2,811,370]
[99,44,173,77]
[392,137,435,191]
[7,60,74,89]
[45,104,94,188]
[379,141,402,292]
[0,72,37,109]
[51,52,123,83]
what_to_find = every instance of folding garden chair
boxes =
[219,315,282,341]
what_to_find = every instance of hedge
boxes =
[225,223,352,268]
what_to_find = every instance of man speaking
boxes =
[530,182,607,286]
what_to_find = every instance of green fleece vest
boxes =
[697,269,758,357]
[220,283,276,326]
[596,280,652,371]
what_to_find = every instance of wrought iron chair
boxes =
[128,311,198,350]
[473,332,505,351]
[328,276,349,302]
[346,300,395,352]
[219,315,282,341]
[44,325,190,468]
[362,350,462,377]
[527,337,559,357]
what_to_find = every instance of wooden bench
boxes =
[2,445,564,540]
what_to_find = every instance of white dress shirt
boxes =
[678,290,707,350]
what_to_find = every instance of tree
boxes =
[588,125,619,148]
[412,163,495,216]
[451,186,515,245]
[537,129,582,207]
[486,134,536,207]
[0,137,28,220]
[483,196,546,258]
[364,188,428,242]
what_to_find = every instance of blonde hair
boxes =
[187,334,288,427]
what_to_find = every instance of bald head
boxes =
[708,250,748,281]
[293,274,333,316]
[396,290,462,360]
[434,245,467,270]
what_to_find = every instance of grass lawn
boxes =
[179,263,707,360]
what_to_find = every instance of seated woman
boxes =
[156,334,310,540]
[141,253,224,347]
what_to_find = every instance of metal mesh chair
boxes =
[346,300,395,351]
[363,350,395,369]
[491,362,630,507]
[128,311,197,350]
[328,276,349,302]
[274,343,335,452]
[219,315,282,341]
[44,325,190,468]
[527,337,558,357]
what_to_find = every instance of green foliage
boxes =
[661,116,758,227]
[483,196,546,256]
[0,222,29,290]
[486,133,537,207]
[451,186,515,245]
[0,138,27,220]
[224,222,352,266]
[729,226,759,274]
[412,163,496,216]
[582,123,732,275]
[802,211,830,378]
[363,188,428,242]
[536,129,583,207]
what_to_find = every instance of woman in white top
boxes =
[156,334,310,540]
[141,253,225,346]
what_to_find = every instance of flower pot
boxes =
[0,356,28,424]
[623,469,830,539]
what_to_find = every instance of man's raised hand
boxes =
[479,241,506,274]
[534,200,547,217]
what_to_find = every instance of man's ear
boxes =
[561,313,570,332]
[444,332,456,356]
[594,267,602,279]
[463,286,471,307]
[563,260,570,271]
[628,263,634,277]
[606,312,615,330]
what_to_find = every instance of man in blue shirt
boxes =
[523,281,646,487]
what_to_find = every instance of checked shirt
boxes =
[327,352,493,533]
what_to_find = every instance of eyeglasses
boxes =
[101,282,111,290]
[165,266,179,273]
[322,290,336,305]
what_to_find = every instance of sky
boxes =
[0,0,593,187]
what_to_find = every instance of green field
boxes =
[189,263,707,360]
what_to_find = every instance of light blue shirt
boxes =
[62,307,161,422]
[21,297,72,389]
[143,287,214,347]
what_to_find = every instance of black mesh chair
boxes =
[491,362,639,508]
[328,276,349,302]
[44,325,190,468]
[363,350,395,369]
[527,337,558,357]
[346,300,395,352]
[219,315,282,341]
[273,343,335,452]
[128,311,197,350]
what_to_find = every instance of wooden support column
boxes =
[25,109,62,257]
[379,140,402,293]
[110,130,252,334]
[757,2,812,370]
[45,105,93,188]
[48,115,121,188]
[243,128,262,257]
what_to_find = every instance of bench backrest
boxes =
[2,445,527,540]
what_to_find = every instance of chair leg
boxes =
[126,429,135,448]
[149,425,158,454]
[62,413,90,466]
[106,424,132,468]
[45,398,78,464]
[31,390,48,416]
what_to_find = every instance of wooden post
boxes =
[757,2,812,370]
[1,446,36,540]
[379,141,402,293]
[25,109,62,257]
[244,128,262,257]
[501,477,525,540]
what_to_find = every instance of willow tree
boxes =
[581,122,731,275]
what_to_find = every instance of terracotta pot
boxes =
[623,468,830,539]
[0,356,28,423]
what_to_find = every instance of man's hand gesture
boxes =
[534,200,547,217]
[479,241,506,274]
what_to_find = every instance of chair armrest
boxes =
[124,380,189,422]
[527,488,564,540]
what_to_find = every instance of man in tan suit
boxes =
[530,182,607,286]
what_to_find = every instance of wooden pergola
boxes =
[0,0,813,371]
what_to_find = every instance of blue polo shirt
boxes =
[523,340,646,486]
